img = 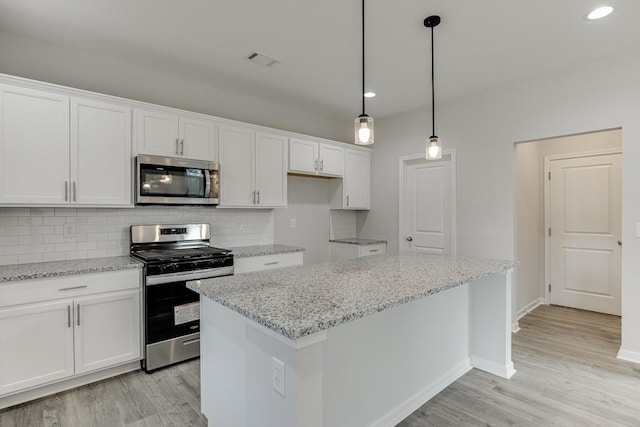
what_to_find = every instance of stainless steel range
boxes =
[130,223,233,372]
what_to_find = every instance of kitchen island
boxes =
[188,253,515,427]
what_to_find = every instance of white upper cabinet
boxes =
[219,124,287,208]
[330,148,371,210]
[289,138,344,177]
[71,98,132,206]
[255,132,287,207]
[136,108,217,161]
[0,85,70,204]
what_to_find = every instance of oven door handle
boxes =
[146,266,234,286]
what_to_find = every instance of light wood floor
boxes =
[2,305,639,426]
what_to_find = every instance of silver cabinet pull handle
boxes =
[252,190,256,204]
[59,285,88,291]
[257,190,260,204]
[369,249,379,252]
[320,159,324,171]
[346,195,350,206]
[64,181,68,201]
[77,304,80,326]
[180,138,185,155]
[67,305,71,328]
[175,138,179,155]
[314,159,318,170]
[264,261,279,266]
[73,182,77,202]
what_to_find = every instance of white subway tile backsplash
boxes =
[0,206,274,265]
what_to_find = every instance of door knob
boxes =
[618,240,622,246]
[406,236,413,242]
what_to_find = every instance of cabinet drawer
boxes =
[358,244,386,257]
[234,252,303,274]
[0,269,141,308]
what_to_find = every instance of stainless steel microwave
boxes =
[135,155,219,206]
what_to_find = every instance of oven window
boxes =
[146,281,200,344]
[139,164,206,198]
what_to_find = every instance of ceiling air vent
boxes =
[247,52,279,67]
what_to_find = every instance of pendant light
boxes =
[355,0,374,145]
[424,15,441,160]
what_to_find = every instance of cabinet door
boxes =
[289,138,318,174]
[344,149,370,210]
[318,144,344,176]
[180,116,217,161]
[0,300,74,396]
[255,132,287,207]
[136,109,180,157]
[0,85,69,204]
[73,290,141,375]
[219,125,255,207]
[71,98,132,206]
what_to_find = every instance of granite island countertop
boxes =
[329,238,387,245]
[0,256,143,283]
[188,253,514,340]
[228,244,305,258]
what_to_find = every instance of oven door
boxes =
[145,280,200,345]
[136,155,218,205]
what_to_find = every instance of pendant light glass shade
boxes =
[355,114,374,145]
[425,136,442,159]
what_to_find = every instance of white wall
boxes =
[515,129,622,316]
[0,206,274,265]
[273,176,332,265]
[0,31,351,143]
[360,49,640,359]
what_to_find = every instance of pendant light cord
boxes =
[430,25,435,137]
[362,0,366,116]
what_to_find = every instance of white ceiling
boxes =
[0,0,639,120]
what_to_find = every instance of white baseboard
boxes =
[471,356,516,379]
[617,348,640,365]
[370,359,472,427]
[517,298,545,321]
[0,361,140,410]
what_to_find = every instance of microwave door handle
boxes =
[204,169,211,197]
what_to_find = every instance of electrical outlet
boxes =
[63,223,76,238]
[290,218,296,229]
[272,357,285,397]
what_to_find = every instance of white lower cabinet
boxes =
[0,270,141,398]
[234,252,303,274]
[73,290,140,375]
[330,242,386,261]
[0,300,75,396]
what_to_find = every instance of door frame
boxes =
[543,148,622,304]
[398,150,457,254]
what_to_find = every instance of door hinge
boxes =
[548,284,551,293]
[548,228,551,237]
[548,171,551,180]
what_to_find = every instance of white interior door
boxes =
[548,153,621,315]
[403,157,453,254]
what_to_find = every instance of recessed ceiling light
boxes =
[587,6,614,20]
[364,92,376,98]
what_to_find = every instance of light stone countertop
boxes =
[329,238,387,245]
[188,253,515,340]
[228,244,305,258]
[0,256,143,283]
